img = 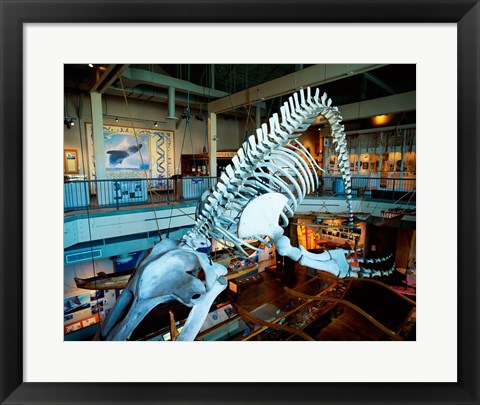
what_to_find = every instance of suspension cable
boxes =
[117,75,163,240]
[73,93,99,300]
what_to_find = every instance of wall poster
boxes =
[86,123,175,181]
[64,149,79,174]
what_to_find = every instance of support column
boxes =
[208,112,217,178]
[90,92,105,181]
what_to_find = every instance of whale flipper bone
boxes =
[237,193,353,278]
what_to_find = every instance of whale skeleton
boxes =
[97,87,394,342]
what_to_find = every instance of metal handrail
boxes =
[64,175,415,213]
[63,176,218,212]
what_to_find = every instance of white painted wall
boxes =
[64,93,245,177]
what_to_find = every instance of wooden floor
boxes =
[235,269,304,312]
[315,306,387,341]
[130,263,414,341]
[233,265,414,341]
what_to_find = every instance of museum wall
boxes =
[64,93,245,178]
[322,130,416,178]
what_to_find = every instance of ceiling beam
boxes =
[89,65,116,93]
[363,72,396,95]
[97,64,129,94]
[88,64,130,94]
[104,85,218,108]
[338,91,416,121]
[121,67,229,98]
[208,64,386,114]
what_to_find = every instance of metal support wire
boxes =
[74,93,99,293]
[117,74,163,240]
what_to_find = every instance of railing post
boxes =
[115,181,120,211]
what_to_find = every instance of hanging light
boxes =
[154,122,158,127]
[115,117,119,123]
[88,64,94,68]
[69,119,75,127]
[373,114,389,126]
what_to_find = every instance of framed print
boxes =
[63,148,79,174]
[1,1,479,405]
[85,123,175,179]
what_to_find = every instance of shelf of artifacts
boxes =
[211,241,276,294]
[240,275,350,341]
[318,226,361,246]
[180,151,236,176]
[295,217,364,252]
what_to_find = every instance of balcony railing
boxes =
[320,175,416,201]
[64,177,217,212]
[64,175,415,213]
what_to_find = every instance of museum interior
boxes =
[64,64,416,342]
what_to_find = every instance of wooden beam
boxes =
[89,64,116,93]
[208,64,386,114]
[97,64,129,94]
[339,91,416,120]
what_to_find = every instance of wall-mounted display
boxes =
[64,293,90,315]
[86,123,175,180]
[104,133,150,170]
[64,148,79,174]
[63,288,117,335]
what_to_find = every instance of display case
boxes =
[240,276,347,341]
[195,276,345,342]
[180,151,236,176]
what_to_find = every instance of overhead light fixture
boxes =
[115,117,119,123]
[88,64,94,68]
[64,118,75,129]
[373,114,389,126]
[154,122,158,127]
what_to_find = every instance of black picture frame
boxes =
[1,1,479,404]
